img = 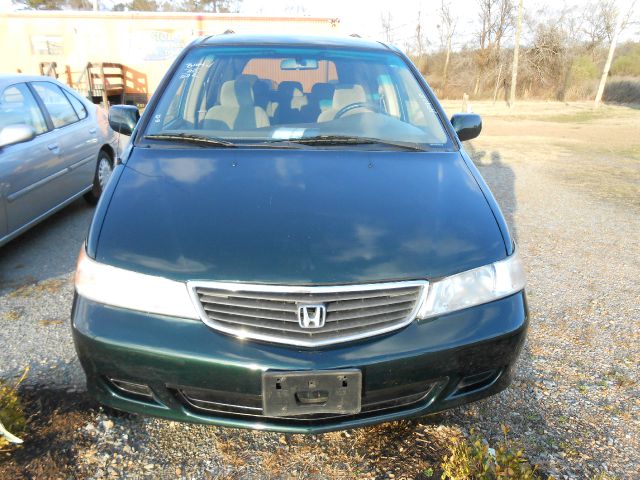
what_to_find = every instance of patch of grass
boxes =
[558,440,580,459]
[603,369,636,388]
[0,368,28,449]
[38,319,64,327]
[1,310,22,322]
[533,110,613,123]
[0,387,96,478]
[8,278,68,299]
[211,419,453,478]
[592,473,620,480]
[619,145,640,159]
[441,426,549,480]
[547,148,640,209]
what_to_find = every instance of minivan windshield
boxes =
[145,45,450,149]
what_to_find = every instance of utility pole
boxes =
[509,0,523,107]
[594,14,623,108]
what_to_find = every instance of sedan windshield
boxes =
[145,45,450,149]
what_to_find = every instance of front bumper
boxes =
[71,292,528,433]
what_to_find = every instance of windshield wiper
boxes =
[144,133,236,148]
[277,135,426,151]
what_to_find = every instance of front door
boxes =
[30,81,96,202]
[0,82,61,236]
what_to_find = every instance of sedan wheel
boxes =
[97,155,113,191]
[84,150,114,205]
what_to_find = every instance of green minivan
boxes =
[72,34,527,433]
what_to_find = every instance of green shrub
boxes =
[611,44,640,77]
[570,55,599,83]
[0,368,28,448]
[441,426,547,480]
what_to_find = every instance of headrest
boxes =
[332,85,366,109]
[311,83,335,99]
[252,79,270,108]
[219,79,254,107]
[277,81,304,96]
[237,74,258,85]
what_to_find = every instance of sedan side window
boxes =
[32,81,79,128]
[0,83,47,134]
[63,90,88,120]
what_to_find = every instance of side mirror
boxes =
[450,113,482,142]
[109,105,140,136]
[0,124,36,148]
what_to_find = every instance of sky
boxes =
[1,0,638,48]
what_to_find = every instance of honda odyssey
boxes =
[72,34,527,433]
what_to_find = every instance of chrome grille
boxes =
[176,380,438,421]
[189,281,427,347]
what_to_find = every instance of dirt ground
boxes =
[1,100,639,479]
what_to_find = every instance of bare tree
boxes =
[509,0,523,106]
[473,0,514,95]
[381,11,394,43]
[438,0,458,93]
[412,10,428,74]
[582,0,618,52]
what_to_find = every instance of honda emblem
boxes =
[298,304,327,329]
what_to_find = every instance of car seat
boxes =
[204,79,270,130]
[317,85,367,122]
[273,81,306,124]
[300,83,335,123]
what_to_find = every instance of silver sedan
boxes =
[0,75,118,247]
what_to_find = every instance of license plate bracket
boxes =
[262,369,362,417]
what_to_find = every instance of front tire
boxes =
[84,150,113,205]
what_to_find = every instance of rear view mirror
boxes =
[450,113,482,142]
[109,105,140,136]
[0,124,35,148]
[280,58,318,70]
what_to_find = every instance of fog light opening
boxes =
[109,378,154,400]
[450,369,502,398]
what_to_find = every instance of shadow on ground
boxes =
[464,141,518,244]
[0,387,98,479]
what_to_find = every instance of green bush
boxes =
[611,45,640,77]
[441,426,548,480]
[570,55,599,83]
[0,368,28,449]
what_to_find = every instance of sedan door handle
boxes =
[47,143,60,154]
[88,128,97,134]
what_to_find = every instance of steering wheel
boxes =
[334,102,379,119]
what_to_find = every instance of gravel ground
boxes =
[1,102,638,479]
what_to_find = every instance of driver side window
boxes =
[0,84,47,135]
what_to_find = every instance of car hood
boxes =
[95,147,507,283]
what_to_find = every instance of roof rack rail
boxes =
[223,29,235,34]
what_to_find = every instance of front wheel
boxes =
[84,150,113,205]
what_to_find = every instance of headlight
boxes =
[417,250,525,320]
[75,247,199,319]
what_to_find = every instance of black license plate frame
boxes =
[262,369,362,417]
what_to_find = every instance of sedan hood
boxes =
[95,148,506,283]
